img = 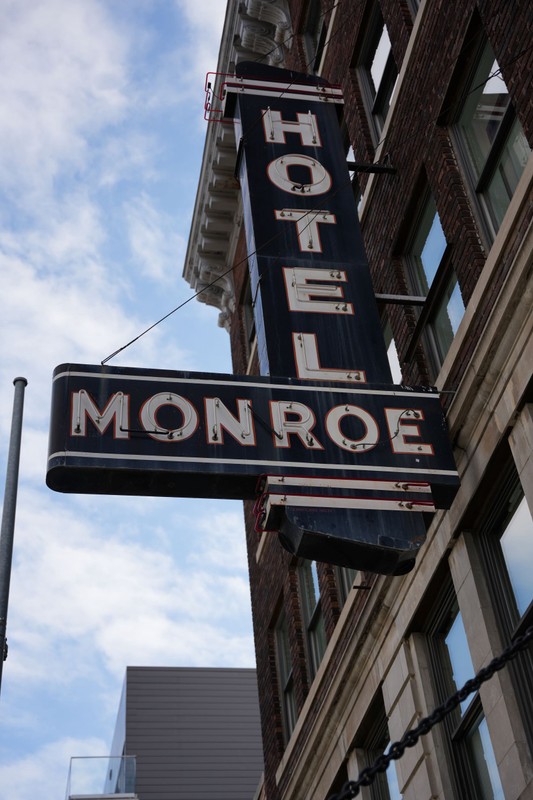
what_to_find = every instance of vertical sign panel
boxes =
[229,64,392,384]
[225,63,434,575]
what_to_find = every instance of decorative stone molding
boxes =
[183,2,290,330]
[239,0,292,61]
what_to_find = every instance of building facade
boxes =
[109,667,264,800]
[184,2,533,798]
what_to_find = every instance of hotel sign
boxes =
[47,364,458,505]
[47,64,460,574]
[225,64,391,383]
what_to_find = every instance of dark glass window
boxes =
[474,460,533,747]
[427,582,504,798]
[299,560,326,678]
[405,192,464,377]
[357,5,398,144]
[241,276,256,367]
[453,39,530,241]
[498,494,533,617]
[444,611,504,799]
[336,565,358,606]
[302,0,326,73]
[383,318,402,383]
[275,611,297,741]
[357,695,403,799]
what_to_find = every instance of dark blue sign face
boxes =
[47,363,459,505]
[231,64,392,384]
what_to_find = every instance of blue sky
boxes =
[0,3,257,798]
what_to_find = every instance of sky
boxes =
[0,2,257,798]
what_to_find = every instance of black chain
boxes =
[329,626,533,800]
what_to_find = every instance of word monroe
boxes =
[70,388,435,457]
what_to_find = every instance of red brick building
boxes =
[184,2,533,798]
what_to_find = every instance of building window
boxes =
[356,695,403,799]
[452,38,530,242]
[474,458,533,746]
[299,560,326,678]
[444,609,504,799]
[337,565,358,606]
[475,455,533,633]
[302,0,326,73]
[383,318,402,383]
[357,5,398,144]
[275,611,297,742]
[345,143,363,211]
[498,493,533,617]
[407,0,420,17]
[404,191,465,378]
[241,275,256,368]
[427,581,504,798]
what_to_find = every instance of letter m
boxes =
[71,390,129,438]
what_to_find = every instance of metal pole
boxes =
[0,377,28,697]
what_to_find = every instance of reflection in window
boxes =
[358,6,398,143]
[475,461,533,750]
[426,581,505,799]
[358,695,403,799]
[383,319,402,383]
[300,561,326,679]
[444,610,474,712]
[443,609,504,799]
[454,39,530,239]
[467,715,504,800]
[302,0,326,73]
[499,496,533,617]
[406,194,465,375]
[382,740,403,799]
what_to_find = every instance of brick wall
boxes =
[227,1,533,797]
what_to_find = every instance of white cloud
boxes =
[178,0,227,33]
[190,509,249,570]
[171,0,228,110]
[0,737,108,800]
[97,131,158,189]
[126,192,186,282]
[6,489,253,687]
[0,0,129,202]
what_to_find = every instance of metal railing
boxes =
[66,755,136,798]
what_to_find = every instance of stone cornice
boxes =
[183,1,291,330]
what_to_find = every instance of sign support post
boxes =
[0,377,27,699]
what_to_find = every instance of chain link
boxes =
[328,626,533,800]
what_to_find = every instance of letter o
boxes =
[325,405,379,452]
[140,392,198,442]
[267,154,332,195]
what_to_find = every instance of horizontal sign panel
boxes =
[47,363,459,505]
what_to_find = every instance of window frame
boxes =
[355,693,403,800]
[240,274,257,371]
[336,565,358,606]
[472,458,533,748]
[274,610,297,743]
[356,4,398,146]
[302,0,327,73]
[449,34,531,245]
[425,579,504,799]
[402,189,464,378]
[299,560,327,679]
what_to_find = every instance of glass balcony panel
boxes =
[66,755,136,799]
